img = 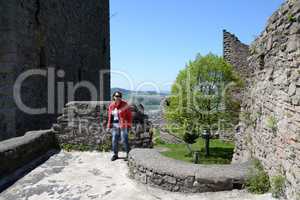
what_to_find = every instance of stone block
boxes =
[164,175,177,184]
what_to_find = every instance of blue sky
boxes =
[110,0,284,92]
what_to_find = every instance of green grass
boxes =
[246,159,270,194]
[155,138,234,164]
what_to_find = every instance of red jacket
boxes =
[107,100,132,129]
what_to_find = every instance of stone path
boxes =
[0,151,275,200]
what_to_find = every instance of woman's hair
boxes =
[112,91,122,99]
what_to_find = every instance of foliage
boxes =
[97,141,112,152]
[60,142,111,152]
[152,128,166,145]
[155,138,234,164]
[60,143,92,152]
[287,13,296,22]
[153,137,166,145]
[271,175,286,198]
[266,115,278,133]
[246,159,270,194]
[164,53,243,140]
[183,132,199,144]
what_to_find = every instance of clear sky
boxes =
[110,0,284,92]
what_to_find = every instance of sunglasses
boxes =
[114,95,121,98]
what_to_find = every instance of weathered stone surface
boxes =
[0,0,111,141]
[231,1,300,199]
[54,101,153,150]
[128,148,254,193]
[0,151,275,200]
[222,30,250,140]
[0,129,56,180]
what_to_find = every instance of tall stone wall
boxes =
[232,1,300,199]
[223,30,250,78]
[0,0,110,141]
[222,31,250,139]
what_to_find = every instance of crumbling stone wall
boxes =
[53,102,153,150]
[232,1,300,199]
[223,30,250,78]
[222,31,250,140]
[0,0,110,141]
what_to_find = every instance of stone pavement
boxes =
[0,151,275,200]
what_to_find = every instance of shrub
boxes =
[60,143,92,152]
[246,159,270,194]
[271,175,286,198]
[183,132,199,144]
[153,137,166,145]
[152,128,166,145]
[97,141,112,152]
[266,115,278,133]
[288,13,296,23]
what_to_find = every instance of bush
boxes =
[153,137,166,145]
[271,175,286,198]
[152,128,166,145]
[97,142,112,152]
[246,159,270,194]
[60,143,92,152]
[266,115,278,133]
[183,132,199,144]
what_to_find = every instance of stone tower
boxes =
[0,0,111,140]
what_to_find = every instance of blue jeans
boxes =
[112,127,129,156]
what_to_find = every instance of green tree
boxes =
[164,53,242,139]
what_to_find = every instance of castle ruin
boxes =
[224,1,300,199]
[0,0,111,141]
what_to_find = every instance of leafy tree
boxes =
[164,53,243,140]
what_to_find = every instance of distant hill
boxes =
[110,87,170,112]
[111,87,170,97]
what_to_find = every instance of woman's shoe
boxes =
[111,154,118,161]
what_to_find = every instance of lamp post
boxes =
[202,129,210,157]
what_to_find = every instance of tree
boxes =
[164,53,243,142]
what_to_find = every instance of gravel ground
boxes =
[0,151,274,200]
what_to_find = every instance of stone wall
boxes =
[222,30,250,140]
[53,101,153,150]
[0,0,110,141]
[0,129,56,180]
[232,1,300,199]
[128,148,253,193]
[223,30,250,78]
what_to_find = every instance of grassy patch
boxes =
[155,138,234,164]
[60,143,112,152]
[271,175,286,198]
[246,159,270,194]
[60,143,92,152]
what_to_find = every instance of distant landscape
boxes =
[111,87,170,113]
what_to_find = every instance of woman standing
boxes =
[106,91,132,161]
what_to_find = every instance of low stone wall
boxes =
[0,129,56,179]
[128,148,253,193]
[53,101,153,150]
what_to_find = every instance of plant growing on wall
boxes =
[246,159,270,194]
[266,115,278,133]
[271,175,286,198]
[287,13,296,23]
